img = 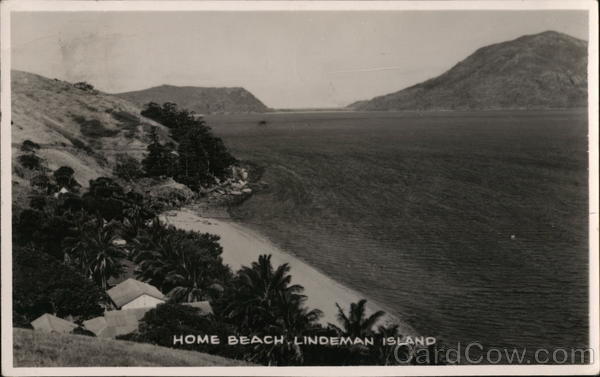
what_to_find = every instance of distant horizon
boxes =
[12,11,588,108]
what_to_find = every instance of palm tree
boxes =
[250,290,322,365]
[64,217,126,290]
[223,254,322,365]
[373,323,401,365]
[329,299,385,338]
[328,299,386,363]
[133,225,230,302]
[224,254,306,330]
[120,207,150,243]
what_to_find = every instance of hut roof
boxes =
[31,314,77,333]
[103,307,152,337]
[107,278,165,308]
[183,301,214,315]
[82,316,114,338]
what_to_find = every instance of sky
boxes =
[11,10,589,108]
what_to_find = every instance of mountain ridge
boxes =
[116,84,269,114]
[349,31,588,111]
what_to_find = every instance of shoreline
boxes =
[160,207,417,336]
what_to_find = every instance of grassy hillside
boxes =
[117,85,269,114]
[208,110,588,357]
[11,70,174,211]
[13,328,250,367]
[351,31,587,110]
[11,70,170,187]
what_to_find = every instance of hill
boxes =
[13,328,250,367]
[117,85,269,114]
[349,31,588,111]
[11,70,172,206]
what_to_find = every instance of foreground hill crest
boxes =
[350,30,588,111]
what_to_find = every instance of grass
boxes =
[207,109,589,356]
[13,328,250,367]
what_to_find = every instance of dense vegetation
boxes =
[12,159,435,365]
[141,102,236,190]
[12,106,444,366]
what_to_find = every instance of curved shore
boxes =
[160,208,416,335]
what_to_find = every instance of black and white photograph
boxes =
[1,1,598,375]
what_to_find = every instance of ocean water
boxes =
[208,110,589,363]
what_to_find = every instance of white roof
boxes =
[107,278,165,308]
[183,301,214,315]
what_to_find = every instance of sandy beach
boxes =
[160,208,416,335]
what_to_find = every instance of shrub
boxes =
[21,140,41,152]
[72,115,119,138]
[18,154,42,170]
[73,81,96,93]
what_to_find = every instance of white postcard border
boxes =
[1,1,598,376]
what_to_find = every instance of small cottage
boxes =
[107,278,165,310]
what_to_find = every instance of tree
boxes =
[64,218,126,290]
[142,127,173,177]
[249,290,322,365]
[82,177,127,221]
[13,207,83,261]
[174,126,211,190]
[13,245,106,327]
[328,299,386,362]
[122,302,243,359]
[53,166,79,189]
[330,299,385,338]
[114,154,144,181]
[223,255,305,330]
[31,173,55,194]
[221,254,322,365]
[18,154,42,170]
[140,102,236,189]
[372,323,402,365]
